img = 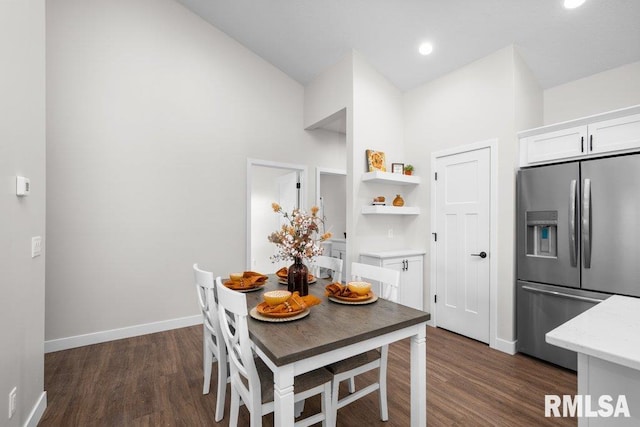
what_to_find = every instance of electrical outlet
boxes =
[8,387,16,419]
[387,229,393,238]
[31,236,42,258]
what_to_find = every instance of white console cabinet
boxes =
[359,250,425,310]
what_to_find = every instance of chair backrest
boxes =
[309,255,344,281]
[193,263,222,345]
[350,262,400,302]
[215,277,261,413]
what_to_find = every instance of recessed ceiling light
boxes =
[418,42,433,56]
[564,0,586,9]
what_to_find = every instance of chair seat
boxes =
[255,357,333,404]
[326,349,381,375]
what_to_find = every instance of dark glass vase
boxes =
[287,257,309,296]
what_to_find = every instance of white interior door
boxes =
[435,147,490,343]
[277,171,299,217]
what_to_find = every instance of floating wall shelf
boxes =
[361,206,420,215]
[361,171,420,185]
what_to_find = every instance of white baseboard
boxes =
[45,315,202,353]
[25,391,47,427]
[492,337,517,355]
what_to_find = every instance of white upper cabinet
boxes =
[589,113,640,156]
[519,105,640,167]
[522,125,587,165]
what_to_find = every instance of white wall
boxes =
[46,0,345,344]
[544,61,640,124]
[0,0,47,424]
[404,46,542,345]
[304,54,353,130]
[350,51,407,268]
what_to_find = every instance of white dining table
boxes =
[243,276,430,426]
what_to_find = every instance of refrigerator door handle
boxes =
[569,179,578,267]
[521,285,605,304]
[583,178,592,268]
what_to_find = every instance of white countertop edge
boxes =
[546,295,640,372]
[359,249,426,259]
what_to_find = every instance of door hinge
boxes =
[432,232,437,242]
[434,295,437,303]
[434,172,438,181]
[296,182,301,189]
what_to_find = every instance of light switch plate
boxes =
[31,236,42,258]
[16,176,30,196]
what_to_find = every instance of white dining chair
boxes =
[215,277,334,427]
[327,262,400,423]
[193,263,228,422]
[308,255,344,282]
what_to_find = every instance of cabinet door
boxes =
[402,257,423,310]
[588,113,640,156]
[523,125,587,165]
[381,257,424,310]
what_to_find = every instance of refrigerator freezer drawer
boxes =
[516,281,609,370]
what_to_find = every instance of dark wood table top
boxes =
[243,275,431,366]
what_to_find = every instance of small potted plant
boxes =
[404,164,414,176]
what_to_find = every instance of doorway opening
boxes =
[246,159,307,273]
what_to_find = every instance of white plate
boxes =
[249,307,310,322]
[328,294,379,305]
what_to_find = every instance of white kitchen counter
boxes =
[359,249,426,259]
[546,295,640,426]
[546,295,640,371]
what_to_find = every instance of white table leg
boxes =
[410,325,427,427]
[274,364,296,426]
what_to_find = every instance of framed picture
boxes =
[391,163,404,174]
[366,149,386,172]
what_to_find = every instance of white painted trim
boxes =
[494,337,517,355]
[430,139,499,350]
[246,158,308,270]
[44,315,202,353]
[25,391,47,427]
[315,166,346,207]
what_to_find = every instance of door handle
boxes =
[470,251,487,259]
[583,178,592,269]
[569,179,578,267]
[521,285,604,304]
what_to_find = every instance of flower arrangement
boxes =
[268,203,332,262]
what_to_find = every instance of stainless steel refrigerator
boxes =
[516,153,640,370]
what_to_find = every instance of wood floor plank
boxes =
[39,325,576,426]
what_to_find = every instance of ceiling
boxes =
[176,0,640,91]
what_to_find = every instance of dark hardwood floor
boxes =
[39,325,576,426]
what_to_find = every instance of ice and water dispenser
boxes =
[525,211,557,257]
